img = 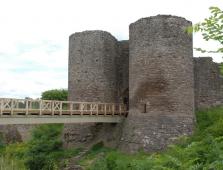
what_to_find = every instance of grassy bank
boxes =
[0,156,26,170]
[0,124,81,170]
[1,106,223,169]
[79,106,223,170]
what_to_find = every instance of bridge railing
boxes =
[0,98,127,116]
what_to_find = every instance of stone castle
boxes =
[1,15,222,153]
[67,15,223,153]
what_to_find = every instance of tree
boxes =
[189,6,223,53]
[41,89,68,101]
[187,6,223,75]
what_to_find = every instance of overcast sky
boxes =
[0,0,222,99]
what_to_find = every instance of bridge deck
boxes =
[0,98,127,124]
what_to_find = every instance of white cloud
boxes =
[0,0,222,98]
[0,40,67,98]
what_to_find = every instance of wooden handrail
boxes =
[0,98,128,117]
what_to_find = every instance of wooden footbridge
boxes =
[0,98,127,125]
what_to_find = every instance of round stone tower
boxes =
[68,30,119,102]
[120,15,195,153]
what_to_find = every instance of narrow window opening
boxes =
[143,104,147,113]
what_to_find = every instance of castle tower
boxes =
[68,30,119,102]
[119,15,195,152]
[66,31,122,148]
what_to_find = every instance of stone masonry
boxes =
[119,15,195,152]
[67,15,223,153]
[67,31,123,148]
[68,30,119,103]
[194,57,223,109]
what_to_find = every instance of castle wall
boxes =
[62,123,123,149]
[117,40,129,103]
[66,15,223,153]
[0,125,36,144]
[194,57,223,109]
[67,30,122,148]
[119,15,195,153]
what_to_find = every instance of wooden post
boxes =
[29,100,31,109]
[25,100,29,115]
[0,99,2,116]
[52,101,54,116]
[90,104,93,116]
[80,103,83,116]
[112,104,115,116]
[104,104,107,116]
[39,100,42,116]
[11,99,14,115]
[60,101,62,116]
[96,104,98,116]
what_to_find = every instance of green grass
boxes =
[0,156,26,170]
[0,124,82,170]
[79,106,223,170]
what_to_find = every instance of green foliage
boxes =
[0,143,28,169]
[80,106,223,170]
[79,142,113,168]
[86,150,153,170]
[3,142,28,159]
[41,89,68,101]
[189,6,223,54]
[0,124,81,170]
[220,63,223,75]
[24,124,81,170]
[0,156,26,170]
[0,132,5,149]
[24,124,64,170]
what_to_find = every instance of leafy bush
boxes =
[0,142,27,169]
[24,124,81,170]
[3,142,28,159]
[80,106,223,170]
[24,124,64,170]
[0,123,81,170]
[41,89,68,101]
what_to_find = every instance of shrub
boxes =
[24,124,64,170]
[0,123,81,170]
[41,89,68,101]
[23,124,81,170]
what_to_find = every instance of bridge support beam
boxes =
[0,116,124,125]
